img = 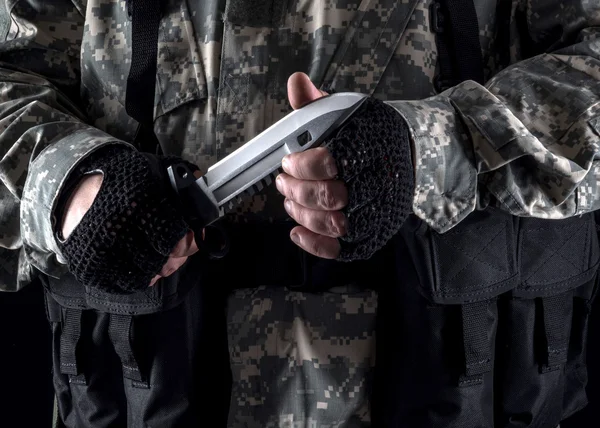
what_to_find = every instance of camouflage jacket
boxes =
[1,0,600,426]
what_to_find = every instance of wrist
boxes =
[60,173,104,241]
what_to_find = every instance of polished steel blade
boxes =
[201,92,368,210]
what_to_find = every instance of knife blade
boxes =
[167,92,368,253]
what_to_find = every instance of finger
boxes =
[159,255,188,277]
[149,274,161,287]
[287,72,328,110]
[170,230,199,257]
[284,198,346,238]
[290,225,340,259]
[276,173,347,210]
[281,147,338,181]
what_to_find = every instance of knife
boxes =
[167,92,368,258]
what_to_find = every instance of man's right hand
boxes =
[57,145,200,293]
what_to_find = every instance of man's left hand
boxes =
[275,72,346,259]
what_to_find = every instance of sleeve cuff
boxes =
[385,96,477,233]
[20,127,134,279]
[576,161,600,215]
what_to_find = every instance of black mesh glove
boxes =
[324,97,415,261]
[57,145,197,294]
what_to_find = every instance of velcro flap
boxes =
[515,214,600,299]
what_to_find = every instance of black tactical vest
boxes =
[373,209,599,427]
[42,210,599,427]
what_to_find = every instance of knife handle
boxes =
[200,222,230,259]
[167,162,229,259]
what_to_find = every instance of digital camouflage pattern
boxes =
[227,286,377,427]
[1,0,600,426]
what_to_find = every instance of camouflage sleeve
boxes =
[387,3,600,234]
[0,2,131,291]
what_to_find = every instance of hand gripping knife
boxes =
[167,92,368,258]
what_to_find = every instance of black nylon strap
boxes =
[431,0,484,91]
[540,293,572,373]
[59,308,83,376]
[460,301,492,385]
[108,313,144,382]
[431,2,453,91]
[126,0,163,129]
[444,0,484,84]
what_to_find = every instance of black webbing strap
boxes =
[125,0,163,153]
[540,293,572,373]
[59,308,83,376]
[108,313,144,383]
[459,301,493,386]
[431,0,484,91]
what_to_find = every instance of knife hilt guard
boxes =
[168,162,230,259]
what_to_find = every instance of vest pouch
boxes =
[496,213,600,428]
[43,289,133,426]
[41,252,214,427]
[381,209,518,427]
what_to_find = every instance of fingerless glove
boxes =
[325,97,415,261]
[57,145,192,293]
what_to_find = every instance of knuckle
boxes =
[316,146,330,160]
[303,183,317,206]
[297,159,309,178]
[328,213,343,236]
[310,215,325,233]
[302,207,321,230]
[322,154,338,177]
[285,180,296,202]
[286,153,300,173]
[318,183,336,209]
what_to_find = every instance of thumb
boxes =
[287,72,328,110]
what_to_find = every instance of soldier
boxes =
[1,0,600,427]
